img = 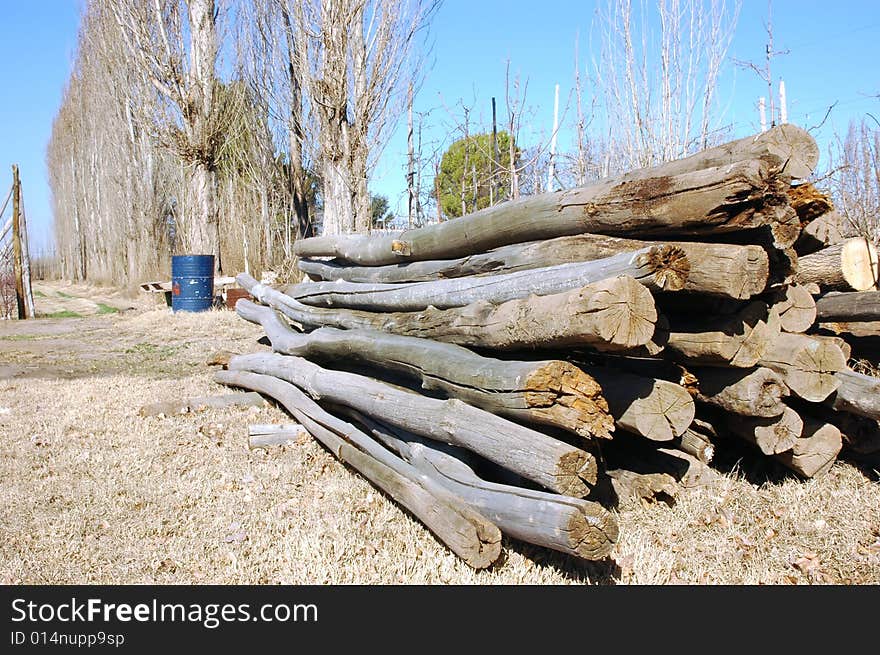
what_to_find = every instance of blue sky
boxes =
[1,0,878,251]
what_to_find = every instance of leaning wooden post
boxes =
[11,165,25,320]
[18,181,35,319]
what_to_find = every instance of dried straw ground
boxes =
[1,283,878,584]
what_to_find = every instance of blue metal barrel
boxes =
[171,255,215,313]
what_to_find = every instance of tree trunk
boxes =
[758,333,847,402]
[693,366,789,417]
[227,352,599,497]
[815,291,880,322]
[238,273,658,352]
[321,158,355,236]
[285,245,688,311]
[824,369,880,421]
[299,234,769,300]
[795,237,879,291]
[235,299,614,440]
[215,369,501,568]
[295,157,799,265]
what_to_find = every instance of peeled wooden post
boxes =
[215,369,501,568]
[693,366,789,418]
[295,156,800,265]
[345,410,618,560]
[228,352,599,497]
[235,299,614,439]
[795,238,879,291]
[758,333,847,402]
[238,273,658,352]
[300,235,769,300]
[285,245,689,312]
[724,406,803,455]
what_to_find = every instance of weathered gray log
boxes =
[768,284,817,333]
[665,302,781,367]
[794,237,879,291]
[815,291,880,322]
[286,245,689,312]
[758,333,847,402]
[238,273,658,352]
[300,235,769,300]
[583,366,695,442]
[235,299,614,439]
[825,411,880,455]
[294,157,799,266]
[775,417,842,478]
[724,405,803,455]
[794,210,844,256]
[215,369,501,568]
[824,369,880,421]
[248,423,309,449]
[693,366,789,418]
[139,392,266,417]
[228,352,598,496]
[344,410,618,560]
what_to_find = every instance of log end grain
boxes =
[567,502,619,560]
[582,275,658,350]
[636,244,690,291]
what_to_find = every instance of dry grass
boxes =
[1,299,878,585]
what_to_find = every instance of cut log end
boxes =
[585,275,658,349]
[637,244,690,291]
[632,382,696,442]
[566,503,619,560]
[524,361,614,440]
[557,450,599,496]
[840,238,879,291]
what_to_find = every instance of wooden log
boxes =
[775,417,842,479]
[758,333,847,402]
[768,284,817,333]
[724,405,803,455]
[606,469,678,507]
[673,418,716,464]
[824,369,880,421]
[345,410,618,560]
[787,183,833,223]
[583,366,695,442]
[794,210,844,256]
[300,235,769,300]
[794,237,879,291]
[235,299,614,439]
[815,291,880,322]
[665,301,781,367]
[248,423,309,449]
[285,245,689,312]
[824,411,880,455]
[227,352,599,496]
[809,334,852,361]
[294,157,799,265]
[238,273,658,352]
[139,392,267,417]
[215,369,501,568]
[693,365,789,418]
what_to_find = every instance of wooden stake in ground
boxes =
[295,157,799,265]
[286,245,689,312]
[227,352,599,497]
[795,238,879,291]
[235,299,614,439]
[345,410,618,560]
[11,165,25,319]
[215,369,501,568]
[238,273,658,352]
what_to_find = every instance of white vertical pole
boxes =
[759,97,767,132]
[779,79,788,124]
[547,84,559,192]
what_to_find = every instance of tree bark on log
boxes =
[775,417,842,479]
[582,366,695,442]
[758,333,847,402]
[794,238,879,291]
[238,273,658,352]
[227,352,599,496]
[345,410,618,560]
[724,405,803,455]
[815,291,880,322]
[300,234,769,300]
[294,158,798,265]
[768,284,817,333]
[138,392,267,417]
[693,365,789,417]
[214,369,502,568]
[665,302,781,367]
[235,299,614,439]
[824,369,880,421]
[286,245,689,312]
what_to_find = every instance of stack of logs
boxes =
[215,125,880,570]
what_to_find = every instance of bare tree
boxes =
[829,118,880,245]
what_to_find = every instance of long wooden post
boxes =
[18,191,35,318]
[11,165,25,319]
